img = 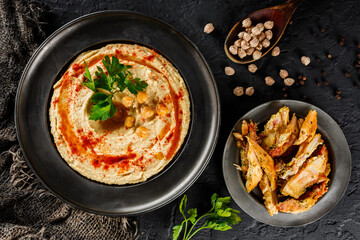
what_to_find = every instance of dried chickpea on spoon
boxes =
[228,18,275,61]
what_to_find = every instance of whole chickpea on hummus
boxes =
[49,44,190,185]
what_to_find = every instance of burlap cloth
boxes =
[0,1,138,239]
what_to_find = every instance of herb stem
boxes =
[185,213,211,239]
[180,212,188,240]
[187,226,209,240]
[183,221,188,240]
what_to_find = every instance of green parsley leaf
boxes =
[102,55,131,76]
[172,224,183,240]
[83,61,96,91]
[82,54,148,121]
[90,92,108,103]
[224,212,241,225]
[89,95,116,121]
[204,219,232,231]
[211,193,218,209]
[187,208,197,224]
[124,77,148,94]
[94,66,112,91]
[179,195,187,215]
[215,208,232,217]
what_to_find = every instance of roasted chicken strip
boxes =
[259,174,278,216]
[233,143,249,178]
[245,144,263,192]
[233,120,259,177]
[269,114,299,157]
[260,106,290,151]
[247,137,277,190]
[280,145,328,199]
[279,133,323,179]
[294,110,317,145]
[277,180,329,214]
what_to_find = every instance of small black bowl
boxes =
[222,100,351,227]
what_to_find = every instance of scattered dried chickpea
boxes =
[229,45,238,55]
[241,40,250,50]
[121,96,135,108]
[255,23,264,32]
[238,49,247,58]
[279,69,289,79]
[243,32,252,42]
[204,23,214,34]
[234,39,242,47]
[262,39,270,48]
[253,50,262,60]
[225,66,235,75]
[264,21,274,29]
[242,18,252,28]
[245,26,254,34]
[233,86,244,96]
[271,46,280,56]
[265,30,273,40]
[245,87,255,96]
[265,76,275,86]
[248,64,258,73]
[156,104,168,115]
[238,31,245,39]
[255,44,263,51]
[249,37,259,48]
[246,48,255,56]
[141,106,155,119]
[125,116,135,128]
[257,32,266,41]
[284,78,295,86]
[251,26,262,36]
[301,56,311,66]
[137,91,148,103]
[135,126,149,138]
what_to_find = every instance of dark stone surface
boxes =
[37,0,360,239]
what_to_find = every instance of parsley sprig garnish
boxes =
[82,55,148,121]
[172,193,241,240]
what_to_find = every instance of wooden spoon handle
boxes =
[278,0,304,20]
[286,0,304,9]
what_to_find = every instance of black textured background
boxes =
[37,0,360,239]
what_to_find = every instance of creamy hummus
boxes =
[49,44,190,185]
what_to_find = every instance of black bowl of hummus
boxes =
[16,11,220,215]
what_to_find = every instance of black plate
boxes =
[223,100,351,227]
[15,11,220,216]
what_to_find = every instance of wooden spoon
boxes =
[224,0,303,64]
